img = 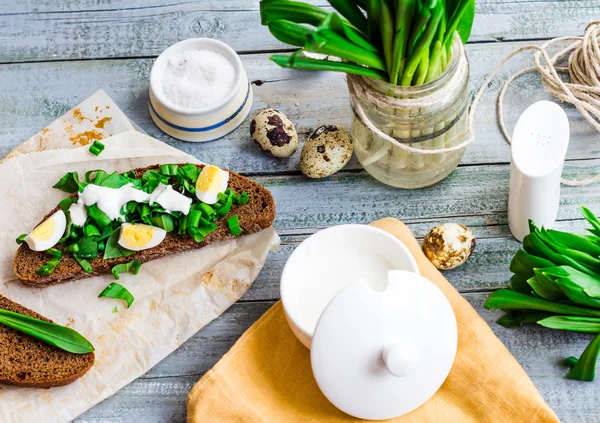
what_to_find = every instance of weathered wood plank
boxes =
[244,217,597,301]
[1,41,599,172]
[73,295,600,423]
[0,0,596,62]
[257,159,600,231]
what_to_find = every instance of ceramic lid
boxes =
[310,270,457,421]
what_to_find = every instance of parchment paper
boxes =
[2,90,137,161]
[0,130,279,422]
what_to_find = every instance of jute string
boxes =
[348,21,600,185]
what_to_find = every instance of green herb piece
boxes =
[509,274,533,295]
[260,0,328,27]
[94,171,129,189]
[111,260,141,280]
[58,197,76,211]
[186,209,202,229]
[567,334,600,381]
[150,214,175,232]
[64,243,80,254]
[197,217,217,236]
[0,309,94,354]
[85,169,106,183]
[270,54,388,80]
[84,224,101,238]
[103,227,133,259]
[554,277,600,309]
[227,216,242,235]
[527,274,565,301]
[446,0,476,46]
[509,249,555,280]
[181,163,200,182]
[86,204,112,229]
[216,191,234,217]
[112,306,119,313]
[121,201,137,218]
[160,164,179,176]
[565,356,579,368]
[36,249,63,276]
[89,140,105,156]
[233,191,249,205]
[16,234,27,244]
[75,237,99,259]
[188,227,205,243]
[143,170,168,193]
[181,179,196,194]
[582,206,600,237]
[73,255,92,273]
[197,203,217,221]
[495,310,553,329]
[99,282,135,308]
[53,172,82,193]
[485,289,600,318]
[47,248,62,258]
[545,229,600,257]
[327,0,368,34]
[58,214,74,244]
[538,316,600,334]
[524,230,596,276]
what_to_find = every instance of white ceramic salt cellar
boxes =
[508,101,570,241]
[149,38,253,142]
[280,225,457,420]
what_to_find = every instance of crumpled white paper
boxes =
[2,90,137,161]
[0,130,279,423]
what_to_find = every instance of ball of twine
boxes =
[349,21,600,185]
[498,21,600,186]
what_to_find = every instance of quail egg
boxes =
[422,223,476,270]
[300,124,353,178]
[250,109,298,158]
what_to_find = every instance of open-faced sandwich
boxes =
[14,163,275,286]
[2,162,274,388]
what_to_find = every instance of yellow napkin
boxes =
[187,218,558,422]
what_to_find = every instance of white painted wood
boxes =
[0,1,595,62]
[1,42,599,173]
[72,296,600,423]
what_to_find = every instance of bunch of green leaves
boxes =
[485,207,600,381]
[260,0,475,85]
[41,164,249,275]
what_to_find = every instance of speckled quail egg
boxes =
[422,223,476,270]
[300,124,353,178]
[250,109,298,158]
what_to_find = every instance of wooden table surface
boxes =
[2,1,600,421]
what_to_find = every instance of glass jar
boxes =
[348,35,470,189]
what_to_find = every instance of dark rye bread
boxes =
[14,164,275,287]
[0,295,94,387]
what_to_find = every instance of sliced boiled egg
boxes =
[24,210,67,252]
[117,223,166,251]
[195,165,229,205]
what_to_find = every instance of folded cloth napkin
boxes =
[187,218,558,422]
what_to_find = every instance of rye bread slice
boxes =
[0,295,94,387]
[14,164,275,287]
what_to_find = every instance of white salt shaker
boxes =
[508,101,570,241]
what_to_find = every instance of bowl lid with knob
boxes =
[310,270,457,420]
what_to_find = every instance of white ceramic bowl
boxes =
[149,38,253,142]
[280,224,420,349]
